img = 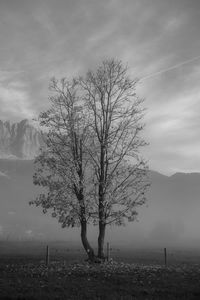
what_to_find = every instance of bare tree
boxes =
[79,59,149,259]
[31,59,149,262]
[30,78,96,261]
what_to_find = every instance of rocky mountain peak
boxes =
[0,119,43,159]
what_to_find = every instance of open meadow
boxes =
[0,241,200,299]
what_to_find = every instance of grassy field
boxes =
[0,241,200,299]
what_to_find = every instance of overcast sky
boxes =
[0,0,200,175]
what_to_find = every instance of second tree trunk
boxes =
[81,219,95,261]
[98,221,106,258]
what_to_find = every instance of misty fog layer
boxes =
[0,160,200,249]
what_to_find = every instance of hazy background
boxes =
[0,160,200,249]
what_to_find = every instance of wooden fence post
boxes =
[46,245,50,266]
[164,247,167,266]
[107,242,110,262]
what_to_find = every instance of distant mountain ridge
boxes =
[0,158,200,245]
[0,119,43,159]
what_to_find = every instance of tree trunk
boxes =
[97,143,107,259]
[98,221,106,259]
[81,219,95,261]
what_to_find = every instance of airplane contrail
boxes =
[0,70,25,75]
[140,54,200,81]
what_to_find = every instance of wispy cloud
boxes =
[0,84,35,121]
[0,0,200,174]
[8,211,16,216]
[0,171,9,178]
[25,229,33,236]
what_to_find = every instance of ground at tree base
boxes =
[0,260,200,300]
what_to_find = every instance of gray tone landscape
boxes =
[0,1,200,298]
